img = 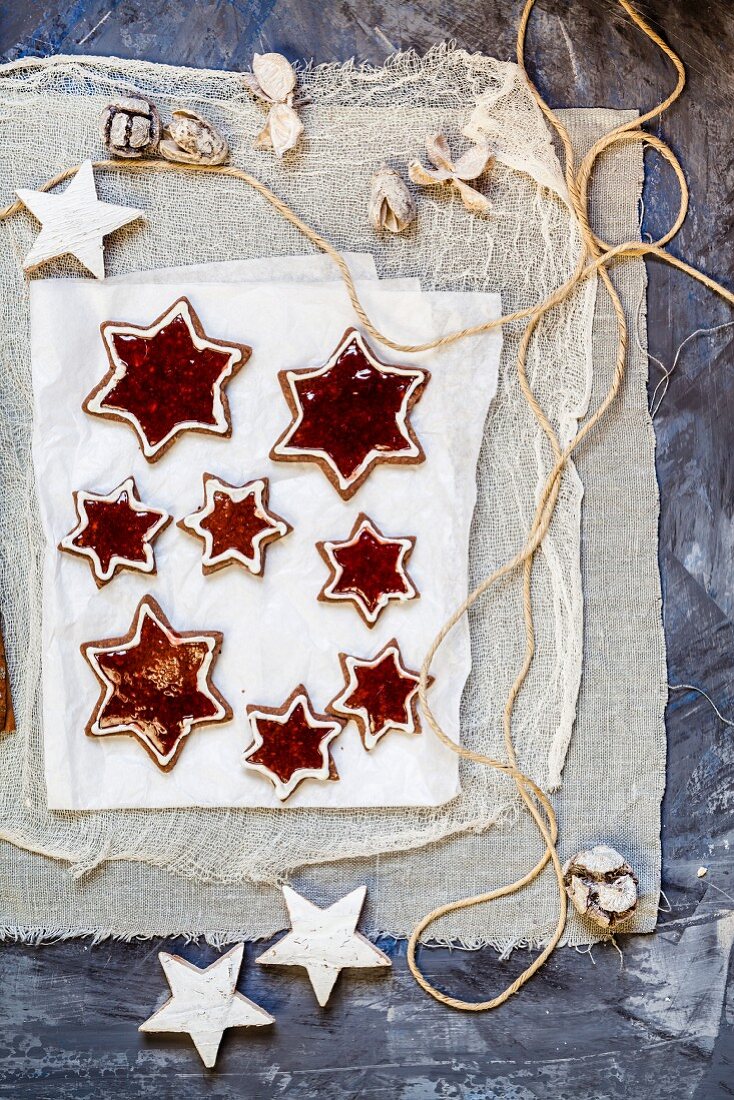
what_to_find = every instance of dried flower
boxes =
[100,96,161,159]
[159,109,228,166]
[244,52,303,158]
[368,164,415,234]
[562,845,639,928]
[408,134,494,214]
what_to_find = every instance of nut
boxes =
[100,96,161,159]
[562,844,639,928]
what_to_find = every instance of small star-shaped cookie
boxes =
[16,159,143,279]
[84,296,251,461]
[256,885,391,1006]
[140,944,274,1068]
[179,474,292,576]
[327,639,433,750]
[83,595,232,770]
[317,513,418,627]
[271,328,430,499]
[242,685,344,801]
[59,477,170,587]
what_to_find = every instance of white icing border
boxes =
[272,329,427,493]
[88,299,244,459]
[181,476,289,575]
[330,642,420,750]
[242,691,343,801]
[85,599,228,767]
[320,516,417,625]
[60,476,169,583]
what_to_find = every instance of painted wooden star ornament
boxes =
[84,296,251,461]
[317,513,418,626]
[271,327,430,499]
[83,595,232,770]
[59,477,170,587]
[256,885,391,1006]
[16,159,143,278]
[328,639,433,750]
[242,685,344,800]
[140,944,274,1068]
[179,474,292,576]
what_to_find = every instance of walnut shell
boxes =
[100,96,161,159]
[159,109,228,166]
[562,845,639,928]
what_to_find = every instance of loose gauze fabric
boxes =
[0,48,666,948]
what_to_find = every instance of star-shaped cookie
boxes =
[271,328,429,499]
[242,685,344,801]
[59,477,170,587]
[256,885,391,1006]
[16,159,143,278]
[327,639,433,750]
[179,474,292,576]
[140,944,274,1068]
[84,297,251,461]
[83,595,232,770]
[317,513,418,626]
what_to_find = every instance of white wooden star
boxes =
[139,944,274,1068]
[16,159,143,278]
[256,885,391,1006]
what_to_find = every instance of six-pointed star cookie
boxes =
[84,297,251,461]
[16,159,143,279]
[271,327,430,499]
[317,513,418,627]
[242,685,344,801]
[327,639,433,750]
[179,474,292,576]
[83,595,232,770]
[256,884,391,1006]
[140,944,274,1068]
[59,477,170,587]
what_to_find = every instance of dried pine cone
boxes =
[100,96,161,159]
[563,845,639,928]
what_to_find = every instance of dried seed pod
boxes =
[100,96,161,159]
[562,845,639,928]
[250,52,297,104]
[368,164,415,234]
[159,109,228,166]
[245,51,303,157]
[409,133,494,214]
[255,103,303,158]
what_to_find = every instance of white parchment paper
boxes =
[31,275,501,809]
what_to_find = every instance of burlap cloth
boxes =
[0,48,665,948]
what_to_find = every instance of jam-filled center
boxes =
[248,700,330,782]
[74,492,160,572]
[200,491,274,561]
[346,653,418,736]
[332,528,409,613]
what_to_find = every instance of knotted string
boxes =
[2,0,732,1011]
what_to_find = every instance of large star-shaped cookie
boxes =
[242,685,344,801]
[140,944,274,1068]
[256,885,391,1006]
[84,297,251,461]
[59,477,170,587]
[317,513,418,627]
[83,595,232,770]
[271,328,429,499]
[327,639,433,750]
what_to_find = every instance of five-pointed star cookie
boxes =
[317,513,418,627]
[83,595,232,770]
[16,159,143,278]
[140,944,274,1068]
[59,477,170,587]
[271,328,430,499]
[84,296,251,461]
[242,685,344,801]
[179,474,292,576]
[256,885,391,1006]
[327,639,433,750]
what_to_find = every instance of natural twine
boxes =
[1,0,730,1011]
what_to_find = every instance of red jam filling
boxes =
[288,340,418,481]
[248,700,330,782]
[104,314,233,448]
[331,528,409,614]
[345,653,417,736]
[96,614,217,757]
[73,491,160,572]
[199,491,273,561]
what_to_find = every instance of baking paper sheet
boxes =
[31,272,502,809]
